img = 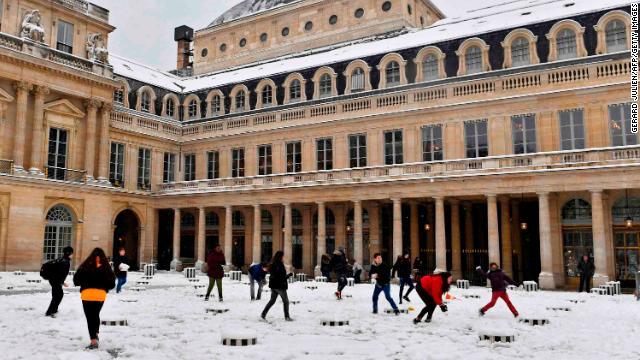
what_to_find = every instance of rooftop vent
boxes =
[564,2,575,7]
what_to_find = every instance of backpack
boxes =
[40,258,63,280]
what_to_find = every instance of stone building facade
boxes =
[0,0,636,290]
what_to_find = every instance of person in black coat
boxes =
[112,248,129,293]
[320,254,331,279]
[330,249,348,300]
[45,246,74,317]
[261,251,294,321]
[369,253,399,315]
[393,253,415,304]
[577,255,595,293]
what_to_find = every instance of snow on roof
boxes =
[112,0,632,94]
[208,0,304,28]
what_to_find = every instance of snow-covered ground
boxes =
[1,271,638,360]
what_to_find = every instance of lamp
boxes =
[625,189,634,228]
[520,193,528,231]
[346,225,352,232]
[424,224,431,231]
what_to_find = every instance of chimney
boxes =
[174,25,194,71]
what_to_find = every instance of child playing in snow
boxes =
[477,263,519,318]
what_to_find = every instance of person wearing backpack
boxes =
[43,246,74,317]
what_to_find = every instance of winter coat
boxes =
[420,275,445,305]
[477,268,516,292]
[370,262,392,286]
[392,257,413,278]
[249,263,267,282]
[320,255,332,274]
[206,250,226,279]
[73,263,116,293]
[330,251,348,277]
[578,258,595,277]
[112,254,129,277]
[48,257,71,285]
[268,261,290,290]
[413,257,426,277]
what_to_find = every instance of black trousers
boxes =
[46,281,63,315]
[82,301,104,340]
[416,283,437,320]
[262,289,290,318]
[579,275,592,293]
[337,276,347,292]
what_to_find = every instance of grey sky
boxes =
[91,0,500,71]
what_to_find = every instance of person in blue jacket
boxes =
[249,262,269,301]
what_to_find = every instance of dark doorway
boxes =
[157,210,174,270]
[113,209,140,270]
[519,200,541,282]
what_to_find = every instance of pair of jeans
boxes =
[399,277,414,299]
[249,274,264,300]
[481,290,519,316]
[579,275,592,293]
[372,284,398,312]
[206,277,223,299]
[46,281,63,315]
[415,282,437,320]
[354,270,362,283]
[261,289,290,318]
[82,301,104,340]
[116,275,127,293]
[337,276,347,292]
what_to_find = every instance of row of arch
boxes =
[114,11,631,121]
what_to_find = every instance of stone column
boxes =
[302,206,313,275]
[224,205,233,266]
[410,201,419,259]
[316,202,326,273]
[392,198,403,262]
[369,203,381,257]
[83,99,100,182]
[196,207,206,270]
[450,199,462,279]
[500,197,513,276]
[538,192,556,289]
[97,104,112,184]
[170,208,182,271]
[253,204,262,264]
[29,85,49,176]
[511,200,523,281]
[464,202,474,250]
[435,197,447,272]
[487,194,500,266]
[591,190,610,286]
[284,203,293,268]
[353,200,364,269]
[12,81,31,174]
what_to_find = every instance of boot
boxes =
[403,295,411,303]
[413,318,421,325]
[393,309,400,316]
[479,309,485,317]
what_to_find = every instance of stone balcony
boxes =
[53,0,110,22]
[156,145,640,194]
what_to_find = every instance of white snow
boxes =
[1,271,640,359]
[208,0,304,28]
[110,0,633,94]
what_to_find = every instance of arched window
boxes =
[351,68,365,92]
[562,199,592,223]
[292,209,303,227]
[261,210,273,227]
[232,211,245,227]
[212,95,221,115]
[43,205,73,261]
[511,37,530,67]
[166,98,175,117]
[385,61,401,87]
[141,91,151,112]
[113,88,124,104]
[262,85,273,107]
[206,212,219,227]
[181,212,195,227]
[290,79,301,102]
[465,46,482,74]
[235,91,246,112]
[188,99,198,119]
[605,20,627,53]
[422,54,439,81]
[319,74,332,98]
[557,28,577,60]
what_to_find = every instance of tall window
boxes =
[47,128,68,180]
[113,88,124,104]
[232,148,245,177]
[319,74,332,98]
[559,109,585,150]
[56,20,74,53]
[141,91,151,112]
[386,61,401,87]
[286,141,302,173]
[212,95,222,115]
[351,68,365,92]
[235,91,246,112]
[606,20,627,52]
[166,98,175,118]
[465,46,482,74]
[316,138,333,171]
[349,134,367,168]
[109,142,125,187]
[464,120,489,158]
[422,125,443,161]
[207,151,219,179]
[384,130,403,165]
[511,114,537,154]
[163,153,176,183]
[511,37,530,67]
[262,85,273,107]
[188,99,198,119]
[557,28,577,60]
[423,54,439,81]
[290,80,301,102]
[137,148,151,190]
[258,144,273,176]
[184,153,196,181]
[43,206,73,262]
[609,103,636,147]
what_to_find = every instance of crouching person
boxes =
[413,272,452,324]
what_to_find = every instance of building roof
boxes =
[111,0,633,94]
[208,0,304,27]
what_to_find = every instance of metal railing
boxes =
[44,166,86,183]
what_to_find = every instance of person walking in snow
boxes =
[73,248,116,350]
[205,244,226,302]
[112,247,129,293]
[477,263,519,318]
[577,254,595,293]
[330,249,348,300]
[413,256,425,281]
[43,246,73,317]
[413,272,452,324]
[393,253,414,304]
[369,253,400,315]
[352,259,363,284]
[261,251,294,321]
[249,262,268,301]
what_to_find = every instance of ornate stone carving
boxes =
[84,98,102,110]
[86,33,109,63]
[20,10,45,43]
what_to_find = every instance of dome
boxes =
[209,0,303,27]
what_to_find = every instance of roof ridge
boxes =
[110,53,180,80]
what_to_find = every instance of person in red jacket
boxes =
[477,262,519,317]
[205,244,226,302]
[413,272,452,324]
